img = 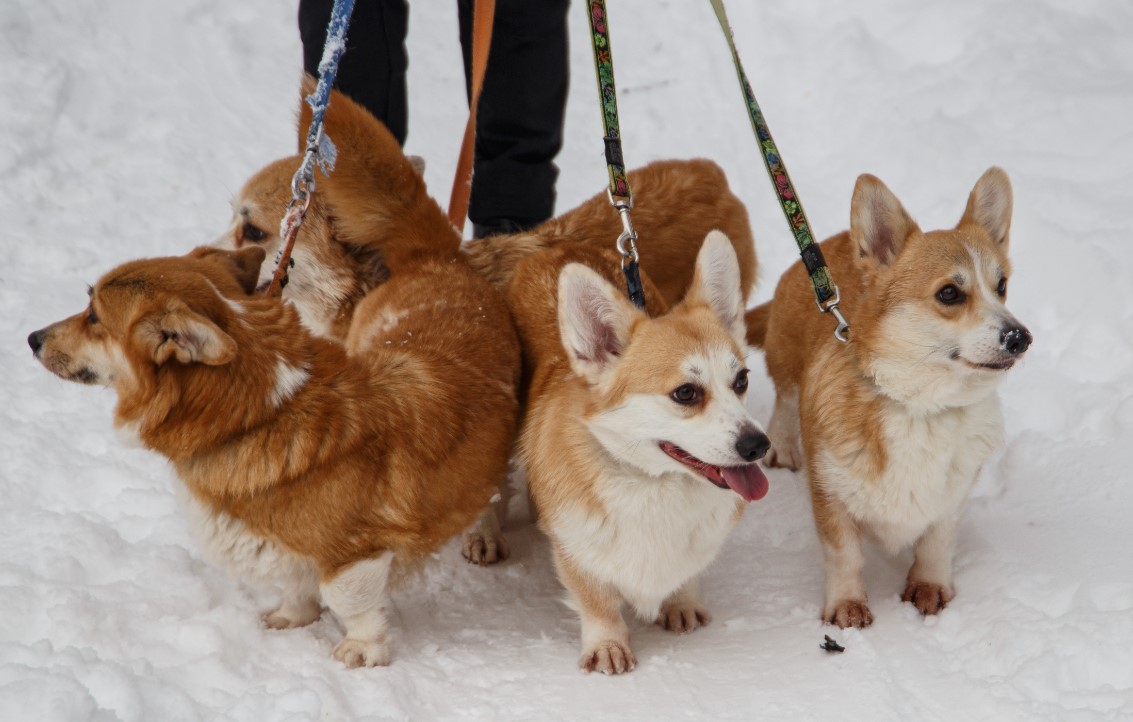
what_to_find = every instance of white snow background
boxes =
[2,1,1132,720]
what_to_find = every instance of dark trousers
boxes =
[298,0,570,232]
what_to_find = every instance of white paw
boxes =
[262,600,321,630]
[332,637,391,668]
[824,599,874,629]
[579,640,637,675]
[461,529,510,565]
[765,442,802,471]
[656,603,711,633]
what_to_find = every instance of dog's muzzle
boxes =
[1000,326,1032,356]
[735,427,770,462]
[28,329,45,355]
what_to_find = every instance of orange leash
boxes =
[447,0,496,234]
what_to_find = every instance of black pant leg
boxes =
[458,0,570,230]
[299,0,410,146]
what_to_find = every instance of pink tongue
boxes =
[721,464,770,502]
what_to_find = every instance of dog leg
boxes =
[321,554,394,668]
[813,491,872,628]
[554,548,635,675]
[461,506,510,565]
[264,584,322,630]
[766,389,803,470]
[903,517,959,616]
[656,578,711,633]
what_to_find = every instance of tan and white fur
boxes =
[745,167,1032,627]
[28,93,522,668]
[512,231,771,674]
[214,80,758,565]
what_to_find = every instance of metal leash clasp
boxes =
[616,202,643,267]
[815,285,850,343]
[609,192,646,309]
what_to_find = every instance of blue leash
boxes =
[267,0,356,296]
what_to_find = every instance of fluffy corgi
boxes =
[511,231,770,674]
[214,81,758,563]
[28,194,520,664]
[211,82,523,564]
[745,168,1032,628]
[462,158,758,305]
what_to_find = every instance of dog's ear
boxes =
[850,174,920,267]
[140,302,236,366]
[343,242,390,291]
[187,246,266,294]
[958,166,1013,249]
[558,263,642,385]
[683,231,746,343]
[227,246,268,293]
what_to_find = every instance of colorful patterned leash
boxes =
[708,0,849,342]
[586,0,645,310]
[265,0,355,297]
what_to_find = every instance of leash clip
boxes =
[815,285,850,343]
[610,196,639,266]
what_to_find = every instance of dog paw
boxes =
[656,602,711,633]
[461,530,510,565]
[332,637,391,668]
[824,600,874,629]
[579,641,637,675]
[262,600,321,630]
[902,581,954,616]
[765,445,801,471]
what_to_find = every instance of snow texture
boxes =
[3,1,1132,720]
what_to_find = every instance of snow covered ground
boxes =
[3,0,1132,719]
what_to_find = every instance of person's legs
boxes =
[299,0,410,146]
[458,0,570,237]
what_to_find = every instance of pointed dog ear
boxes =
[187,245,266,294]
[227,246,268,294]
[558,263,643,386]
[958,166,1013,249]
[406,155,426,175]
[850,174,920,267]
[139,302,236,366]
[682,230,746,343]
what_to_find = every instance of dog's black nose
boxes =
[735,429,770,462]
[1000,326,1032,356]
[28,329,44,354]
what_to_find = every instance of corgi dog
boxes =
[27,173,520,666]
[214,80,758,563]
[511,231,770,674]
[745,168,1032,628]
[211,81,523,565]
[462,157,757,306]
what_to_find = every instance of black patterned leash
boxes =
[708,0,849,342]
[586,0,645,310]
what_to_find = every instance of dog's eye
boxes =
[733,369,749,394]
[670,384,703,405]
[87,305,98,325]
[936,284,965,305]
[242,224,267,243]
[997,277,1007,297]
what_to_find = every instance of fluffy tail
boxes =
[461,232,551,291]
[297,75,460,268]
[745,302,770,348]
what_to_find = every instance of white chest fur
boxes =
[815,393,1004,553]
[551,472,741,621]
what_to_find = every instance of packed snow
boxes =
[2,1,1132,720]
